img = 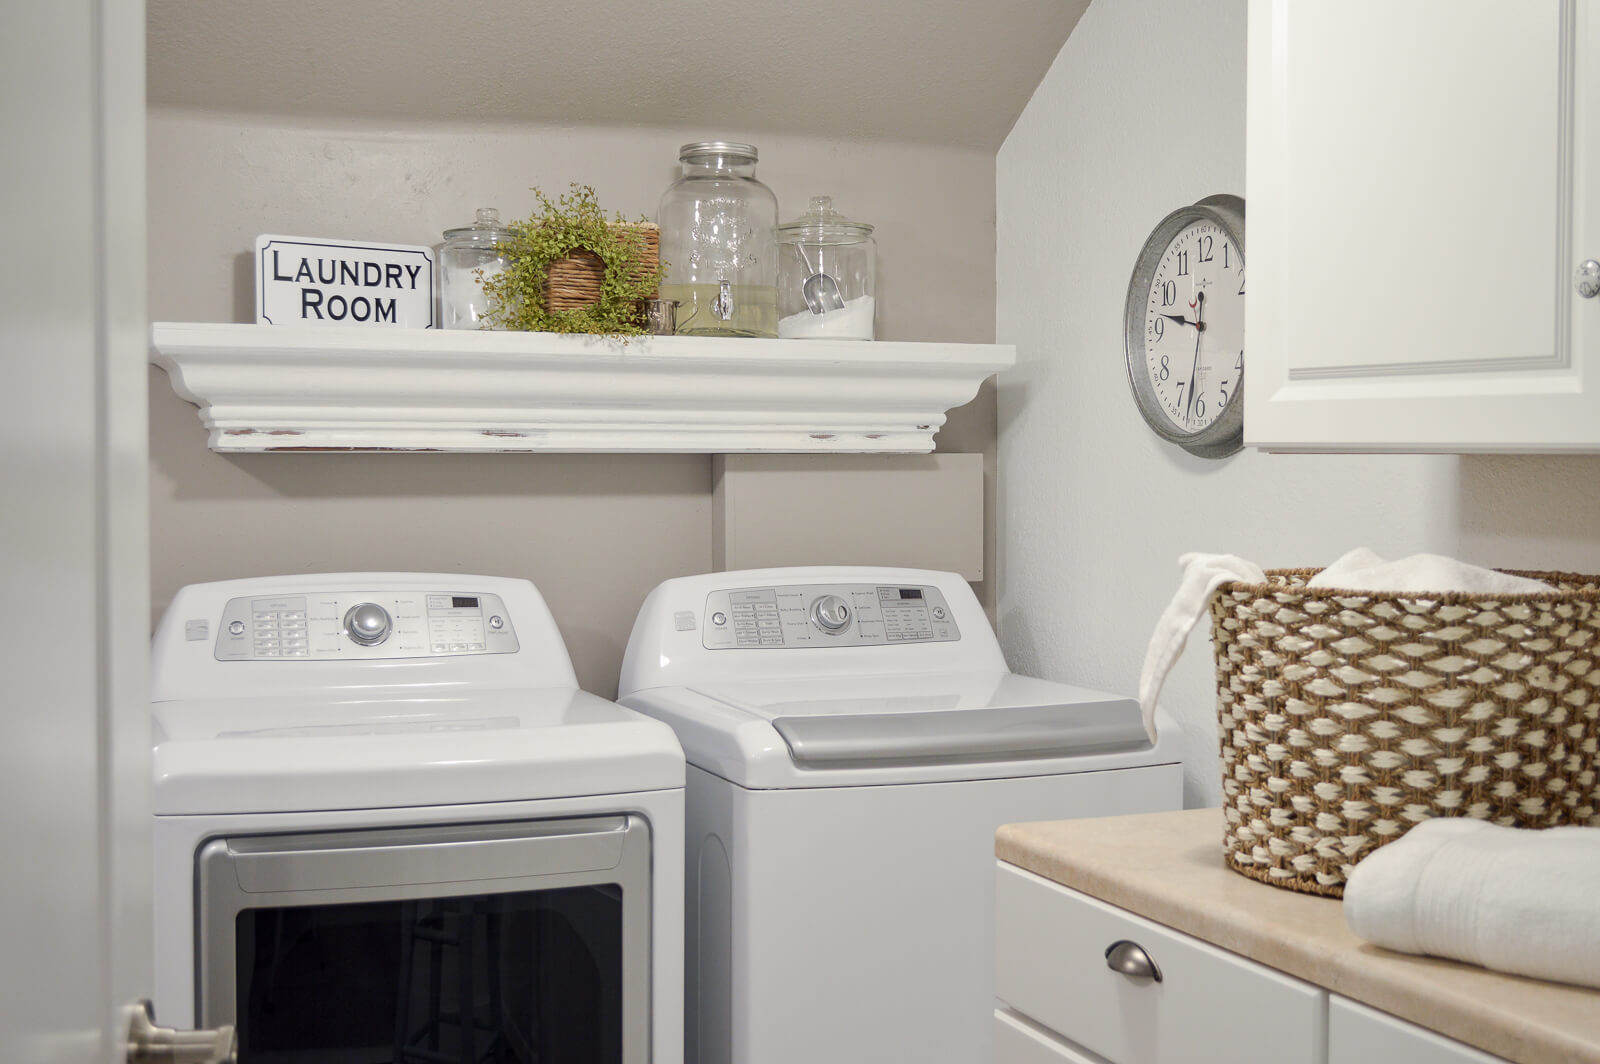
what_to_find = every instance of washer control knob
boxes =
[343,602,392,646]
[810,595,853,634]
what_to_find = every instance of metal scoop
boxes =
[794,243,845,314]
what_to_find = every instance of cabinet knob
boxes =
[1577,260,1600,299]
[1104,939,1163,983]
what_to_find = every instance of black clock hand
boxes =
[1159,313,1207,330]
[1184,291,1205,424]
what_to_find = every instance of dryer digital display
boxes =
[213,589,519,660]
[702,583,961,649]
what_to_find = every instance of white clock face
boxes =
[1142,220,1244,435]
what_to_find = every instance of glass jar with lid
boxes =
[656,142,779,337]
[438,207,513,329]
[776,196,876,340]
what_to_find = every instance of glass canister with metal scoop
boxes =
[776,196,876,340]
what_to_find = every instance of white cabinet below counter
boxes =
[994,862,1504,1064]
[1244,1,1600,453]
[1329,997,1504,1064]
[995,863,1324,1064]
[993,809,1600,1064]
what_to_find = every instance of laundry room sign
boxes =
[255,235,436,327]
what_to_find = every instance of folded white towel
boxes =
[1307,547,1553,595]
[1136,553,1265,743]
[1344,818,1600,989]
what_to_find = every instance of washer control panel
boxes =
[214,590,519,661]
[702,583,961,649]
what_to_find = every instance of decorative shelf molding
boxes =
[150,323,1014,454]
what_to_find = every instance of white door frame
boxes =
[1,2,151,1063]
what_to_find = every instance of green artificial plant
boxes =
[480,184,664,336]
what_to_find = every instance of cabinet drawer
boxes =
[995,862,1325,1064]
[1329,996,1505,1064]
[994,1008,1105,1064]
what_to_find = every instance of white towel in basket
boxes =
[1137,553,1264,743]
[1307,547,1553,595]
[1137,550,1554,744]
[1344,817,1600,990]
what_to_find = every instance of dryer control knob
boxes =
[343,602,392,646]
[810,595,853,634]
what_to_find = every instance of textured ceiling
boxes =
[146,0,1089,151]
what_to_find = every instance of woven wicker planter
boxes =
[543,223,660,311]
[1208,568,1600,897]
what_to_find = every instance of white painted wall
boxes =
[997,0,1600,807]
[146,111,997,694]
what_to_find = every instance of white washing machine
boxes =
[150,573,685,1064]
[616,566,1182,1064]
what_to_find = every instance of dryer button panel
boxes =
[214,591,519,660]
[702,583,961,649]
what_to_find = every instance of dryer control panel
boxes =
[213,589,519,660]
[702,583,961,650]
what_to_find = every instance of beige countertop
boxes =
[996,807,1600,1064]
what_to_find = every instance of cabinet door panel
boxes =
[994,864,1324,1064]
[1246,0,1600,451]
[994,1009,1107,1064]
[1329,996,1506,1063]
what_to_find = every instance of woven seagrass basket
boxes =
[1208,568,1600,897]
[543,223,659,310]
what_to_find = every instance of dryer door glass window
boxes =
[195,816,651,1064]
[235,886,621,1064]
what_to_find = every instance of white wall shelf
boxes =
[150,322,1014,454]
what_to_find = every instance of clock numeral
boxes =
[1194,397,1206,419]
[1176,381,1186,408]
[1161,280,1177,306]
[1237,270,1246,296]
[1198,235,1214,263]
[1176,250,1189,276]
[1219,382,1230,407]
[1222,242,1230,269]
[1236,350,1244,374]
[1157,354,1170,382]
[1152,317,1165,341]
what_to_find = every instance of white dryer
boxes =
[151,573,684,1064]
[617,566,1182,1064]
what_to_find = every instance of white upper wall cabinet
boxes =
[1245,0,1599,452]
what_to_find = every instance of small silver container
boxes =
[639,298,679,335]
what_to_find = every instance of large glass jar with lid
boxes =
[437,207,513,329]
[656,142,779,337]
[776,196,876,340]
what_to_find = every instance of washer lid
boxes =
[770,701,1147,767]
[152,687,685,815]
[623,672,1166,788]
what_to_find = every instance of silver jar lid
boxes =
[679,141,758,162]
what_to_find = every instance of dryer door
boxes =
[196,815,650,1064]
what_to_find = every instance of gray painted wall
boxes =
[147,112,996,695]
[996,0,1600,808]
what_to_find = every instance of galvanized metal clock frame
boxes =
[1123,194,1246,459]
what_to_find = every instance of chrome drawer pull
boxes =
[1104,939,1163,983]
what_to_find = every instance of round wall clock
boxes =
[1123,194,1245,459]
